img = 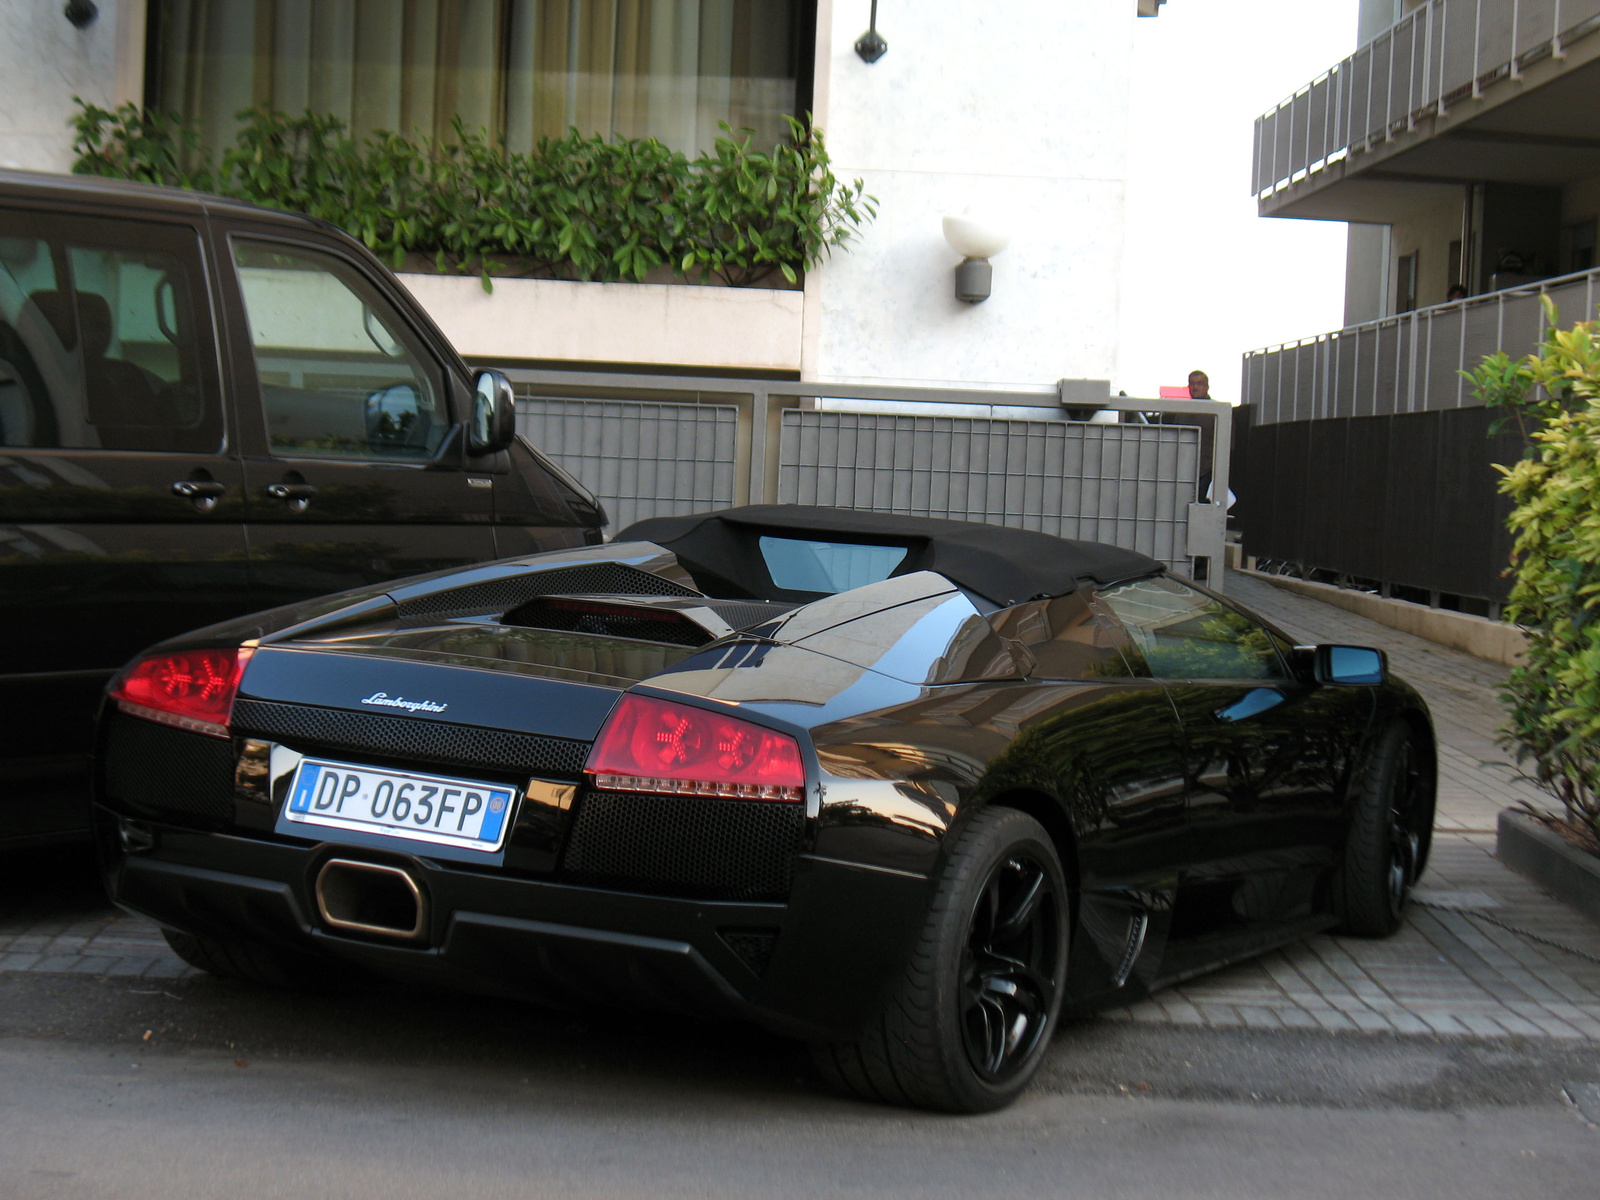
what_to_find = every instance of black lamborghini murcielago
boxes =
[94,506,1435,1111]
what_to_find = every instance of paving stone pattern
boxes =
[4,570,1598,1042]
[0,908,194,981]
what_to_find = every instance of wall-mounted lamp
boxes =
[855,1,888,63]
[942,213,1010,304]
[64,1,98,28]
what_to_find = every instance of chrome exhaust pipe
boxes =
[315,858,427,941]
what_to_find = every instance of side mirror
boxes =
[1315,644,1386,685]
[469,368,516,455]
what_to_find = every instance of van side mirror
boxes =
[1315,644,1386,685]
[469,369,516,455]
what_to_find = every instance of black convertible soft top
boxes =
[617,505,1162,607]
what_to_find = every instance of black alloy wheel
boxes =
[960,852,1061,1083]
[810,807,1070,1112]
[1384,737,1429,922]
[1337,722,1435,938]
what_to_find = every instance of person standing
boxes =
[1183,369,1232,514]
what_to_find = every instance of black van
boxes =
[0,171,605,846]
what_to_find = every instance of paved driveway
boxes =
[4,571,1598,1045]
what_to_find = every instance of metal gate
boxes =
[505,370,1227,584]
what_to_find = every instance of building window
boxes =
[1565,219,1597,274]
[1396,251,1418,314]
[147,1,814,158]
[1447,239,1462,291]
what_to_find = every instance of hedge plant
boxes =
[1467,295,1600,848]
[70,100,874,290]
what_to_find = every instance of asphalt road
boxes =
[4,847,1600,1199]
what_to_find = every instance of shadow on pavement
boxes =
[0,841,107,919]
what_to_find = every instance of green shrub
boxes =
[70,101,874,291]
[1467,295,1600,845]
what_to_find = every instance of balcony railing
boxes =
[1253,0,1600,201]
[1240,264,1600,425]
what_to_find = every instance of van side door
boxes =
[0,206,247,838]
[212,227,496,607]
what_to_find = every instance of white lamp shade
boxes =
[942,214,1011,260]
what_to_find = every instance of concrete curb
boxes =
[1239,570,1528,666]
[1498,809,1600,926]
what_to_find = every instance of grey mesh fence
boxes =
[1241,266,1600,426]
[516,396,738,528]
[1253,0,1600,200]
[776,411,1199,573]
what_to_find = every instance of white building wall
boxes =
[1,1,1143,390]
[0,0,143,173]
[803,1,1135,390]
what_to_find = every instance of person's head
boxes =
[1447,284,1468,301]
[1187,370,1210,400]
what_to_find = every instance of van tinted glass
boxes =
[233,240,445,461]
[0,219,213,451]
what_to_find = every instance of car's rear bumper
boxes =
[93,804,930,1042]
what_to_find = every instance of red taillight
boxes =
[109,647,253,739]
[586,694,805,802]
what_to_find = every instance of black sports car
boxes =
[93,506,1436,1112]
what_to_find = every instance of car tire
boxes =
[810,807,1070,1113]
[160,929,338,991]
[1336,722,1433,938]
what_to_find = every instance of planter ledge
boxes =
[1497,809,1600,925]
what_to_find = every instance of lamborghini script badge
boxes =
[360,691,448,714]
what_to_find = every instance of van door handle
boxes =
[171,479,227,513]
[265,482,317,513]
[172,480,226,499]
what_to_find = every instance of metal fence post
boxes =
[1473,0,1485,97]
[1439,0,1451,113]
[1511,0,1523,78]
[747,385,770,506]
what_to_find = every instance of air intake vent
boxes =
[503,597,712,647]
[560,789,804,902]
[719,927,781,977]
[103,712,237,825]
[695,599,797,632]
[396,562,698,620]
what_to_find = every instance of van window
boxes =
[232,240,445,461]
[0,222,213,451]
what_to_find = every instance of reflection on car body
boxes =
[93,506,1437,1112]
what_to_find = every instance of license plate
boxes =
[284,758,517,852]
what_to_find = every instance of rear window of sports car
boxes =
[759,537,908,594]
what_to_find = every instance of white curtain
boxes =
[154,0,801,156]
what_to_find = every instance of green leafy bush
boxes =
[1467,296,1600,847]
[70,101,874,291]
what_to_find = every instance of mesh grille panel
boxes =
[502,597,711,647]
[561,790,804,902]
[103,712,236,825]
[719,928,781,977]
[396,563,697,618]
[231,699,589,778]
